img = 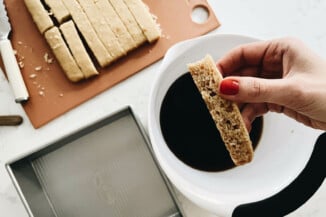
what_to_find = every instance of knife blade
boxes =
[0,1,29,103]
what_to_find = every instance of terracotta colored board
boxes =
[3,0,220,128]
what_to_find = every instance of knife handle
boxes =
[0,115,23,126]
[0,39,29,103]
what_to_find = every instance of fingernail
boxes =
[219,79,239,95]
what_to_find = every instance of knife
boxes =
[0,1,29,103]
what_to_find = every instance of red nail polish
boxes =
[219,79,239,95]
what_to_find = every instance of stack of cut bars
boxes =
[24,0,161,82]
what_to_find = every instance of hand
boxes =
[216,37,326,131]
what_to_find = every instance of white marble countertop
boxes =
[0,0,325,216]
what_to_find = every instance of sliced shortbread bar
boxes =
[44,0,70,24]
[94,0,137,53]
[44,27,84,82]
[60,21,98,79]
[24,0,53,34]
[188,55,253,165]
[109,0,147,46]
[123,0,161,43]
[62,0,112,67]
[76,0,125,60]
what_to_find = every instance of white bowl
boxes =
[148,34,321,217]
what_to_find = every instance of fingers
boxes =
[282,108,326,130]
[240,103,326,131]
[241,103,268,131]
[219,76,293,106]
[217,39,287,78]
[217,40,272,76]
[282,108,313,128]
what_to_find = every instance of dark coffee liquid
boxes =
[160,73,263,172]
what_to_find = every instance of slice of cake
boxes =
[44,27,84,82]
[24,0,54,34]
[44,0,70,24]
[94,0,137,53]
[60,21,98,79]
[62,0,112,67]
[188,55,253,165]
[109,0,147,46]
[123,0,161,43]
[76,0,125,60]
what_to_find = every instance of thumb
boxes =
[219,76,291,105]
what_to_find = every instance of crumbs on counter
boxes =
[44,52,54,64]
[29,74,37,79]
[15,51,26,69]
[12,47,55,99]
[162,34,171,40]
[14,43,50,99]
[18,61,25,69]
[35,66,42,71]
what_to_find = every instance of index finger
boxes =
[217,40,271,76]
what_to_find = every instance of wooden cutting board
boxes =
[3,0,220,128]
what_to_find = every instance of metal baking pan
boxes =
[6,106,183,217]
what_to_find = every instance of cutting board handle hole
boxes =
[191,5,210,24]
